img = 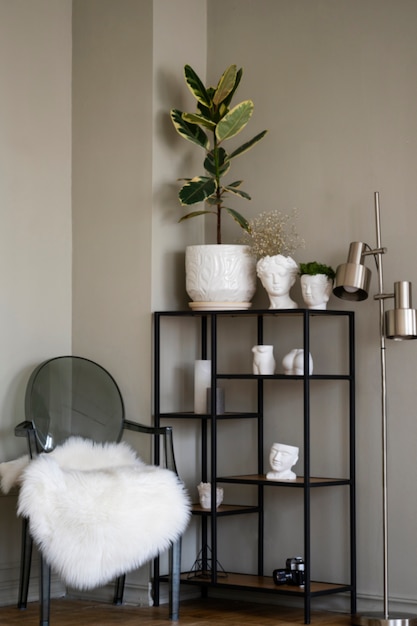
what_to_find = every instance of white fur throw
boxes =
[0,455,30,493]
[16,437,190,590]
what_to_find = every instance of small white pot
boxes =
[300,274,333,310]
[185,244,256,310]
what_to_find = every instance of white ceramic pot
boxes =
[282,349,313,375]
[300,274,333,310]
[252,345,276,375]
[185,244,256,310]
[256,254,299,309]
[197,482,224,509]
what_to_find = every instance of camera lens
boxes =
[273,568,289,585]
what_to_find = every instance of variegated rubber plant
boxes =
[171,64,267,244]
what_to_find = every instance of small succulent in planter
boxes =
[171,64,267,244]
[299,262,336,310]
[299,262,336,280]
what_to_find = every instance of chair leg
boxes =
[18,517,33,609]
[169,538,181,621]
[39,556,51,626]
[113,574,126,605]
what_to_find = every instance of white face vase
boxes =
[256,255,299,309]
[266,442,299,480]
[197,482,224,509]
[300,274,333,310]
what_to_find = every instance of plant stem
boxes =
[213,132,222,244]
[216,187,222,244]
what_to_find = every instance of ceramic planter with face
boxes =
[256,254,299,310]
[300,273,333,310]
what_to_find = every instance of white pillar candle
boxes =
[194,360,211,414]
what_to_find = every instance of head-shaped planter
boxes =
[266,442,299,480]
[256,255,299,310]
[300,273,333,310]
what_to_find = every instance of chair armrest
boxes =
[123,419,171,436]
[15,421,33,437]
[123,420,177,475]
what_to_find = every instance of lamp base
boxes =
[352,612,417,626]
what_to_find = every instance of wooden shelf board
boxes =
[180,572,351,595]
[192,503,259,515]
[217,474,351,487]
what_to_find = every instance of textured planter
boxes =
[185,244,256,310]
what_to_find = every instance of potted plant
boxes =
[171,64,267,309]
[240,209,305,309]
[299,261,336,310]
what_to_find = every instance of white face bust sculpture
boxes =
[266,442,299,480]
[256,255,299,309]
[197,482,224,509]
[300,274,333,310]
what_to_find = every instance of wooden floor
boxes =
[0,597,353,625]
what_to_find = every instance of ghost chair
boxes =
[13,355,190,626]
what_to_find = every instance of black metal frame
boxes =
[153,309,356,624]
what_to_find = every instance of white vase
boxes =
[252,345,276,375]
[256,254,299,309]
[197,482,224,509]
[186,244,256,310]
[282,349,313,375]
[300,274,333,310]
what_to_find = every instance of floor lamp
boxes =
[333,191,417,626]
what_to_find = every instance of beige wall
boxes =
[152,0,207,312]
[0,0,72,604]
[206,0,417,614]
[2,0,417,617]
[72,0,154,427]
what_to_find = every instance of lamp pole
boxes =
[334,192,417,626]
[374,192,389,620]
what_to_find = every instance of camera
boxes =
[272,568,292,585]
[273,556,305,587]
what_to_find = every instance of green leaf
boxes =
[204,148,230,177]
[205,195,222,206]
[213,65,237,106]
[224,185,251,201]
[179,176,217,205]
[179,210,216,222]
[223,207,251,232]
[197,100,212,120]
[216,101,254,143]
[171,109,209,149]
[223,67,243,108]
[184,65,212,108]
[229,130,268,159]
[182,112,216,132]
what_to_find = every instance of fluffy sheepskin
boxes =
[17,437,190,590]
[0,455,30,493]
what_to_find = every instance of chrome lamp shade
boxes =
[333,242,372,301]
[333,192,417,626]
[385,281,417,340]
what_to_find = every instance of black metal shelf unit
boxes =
[153,309,356,624]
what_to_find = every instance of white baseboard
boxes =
[0,561,65,608]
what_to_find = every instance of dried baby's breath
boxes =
[240,209,305,260]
